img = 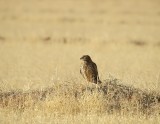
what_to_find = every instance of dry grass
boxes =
[0,0,160,123]
[0,78,160,123]
[0,78,160,115]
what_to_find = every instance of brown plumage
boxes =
[80,55,101,84]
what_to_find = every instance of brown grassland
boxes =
[0,0,160,123]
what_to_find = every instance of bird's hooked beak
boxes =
[80,56,83,60]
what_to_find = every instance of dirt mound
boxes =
[0,79,159,115]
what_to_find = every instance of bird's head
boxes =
[80,55,92,62]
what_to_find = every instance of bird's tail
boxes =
[97,79,102,84]
[96,76,102,84]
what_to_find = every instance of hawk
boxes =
[80,55,101,84]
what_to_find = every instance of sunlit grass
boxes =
[0,0,160,123]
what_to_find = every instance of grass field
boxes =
[0,0,160,123]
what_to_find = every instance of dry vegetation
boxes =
[0,0,160,123]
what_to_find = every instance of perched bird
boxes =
[80,55,101,84]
